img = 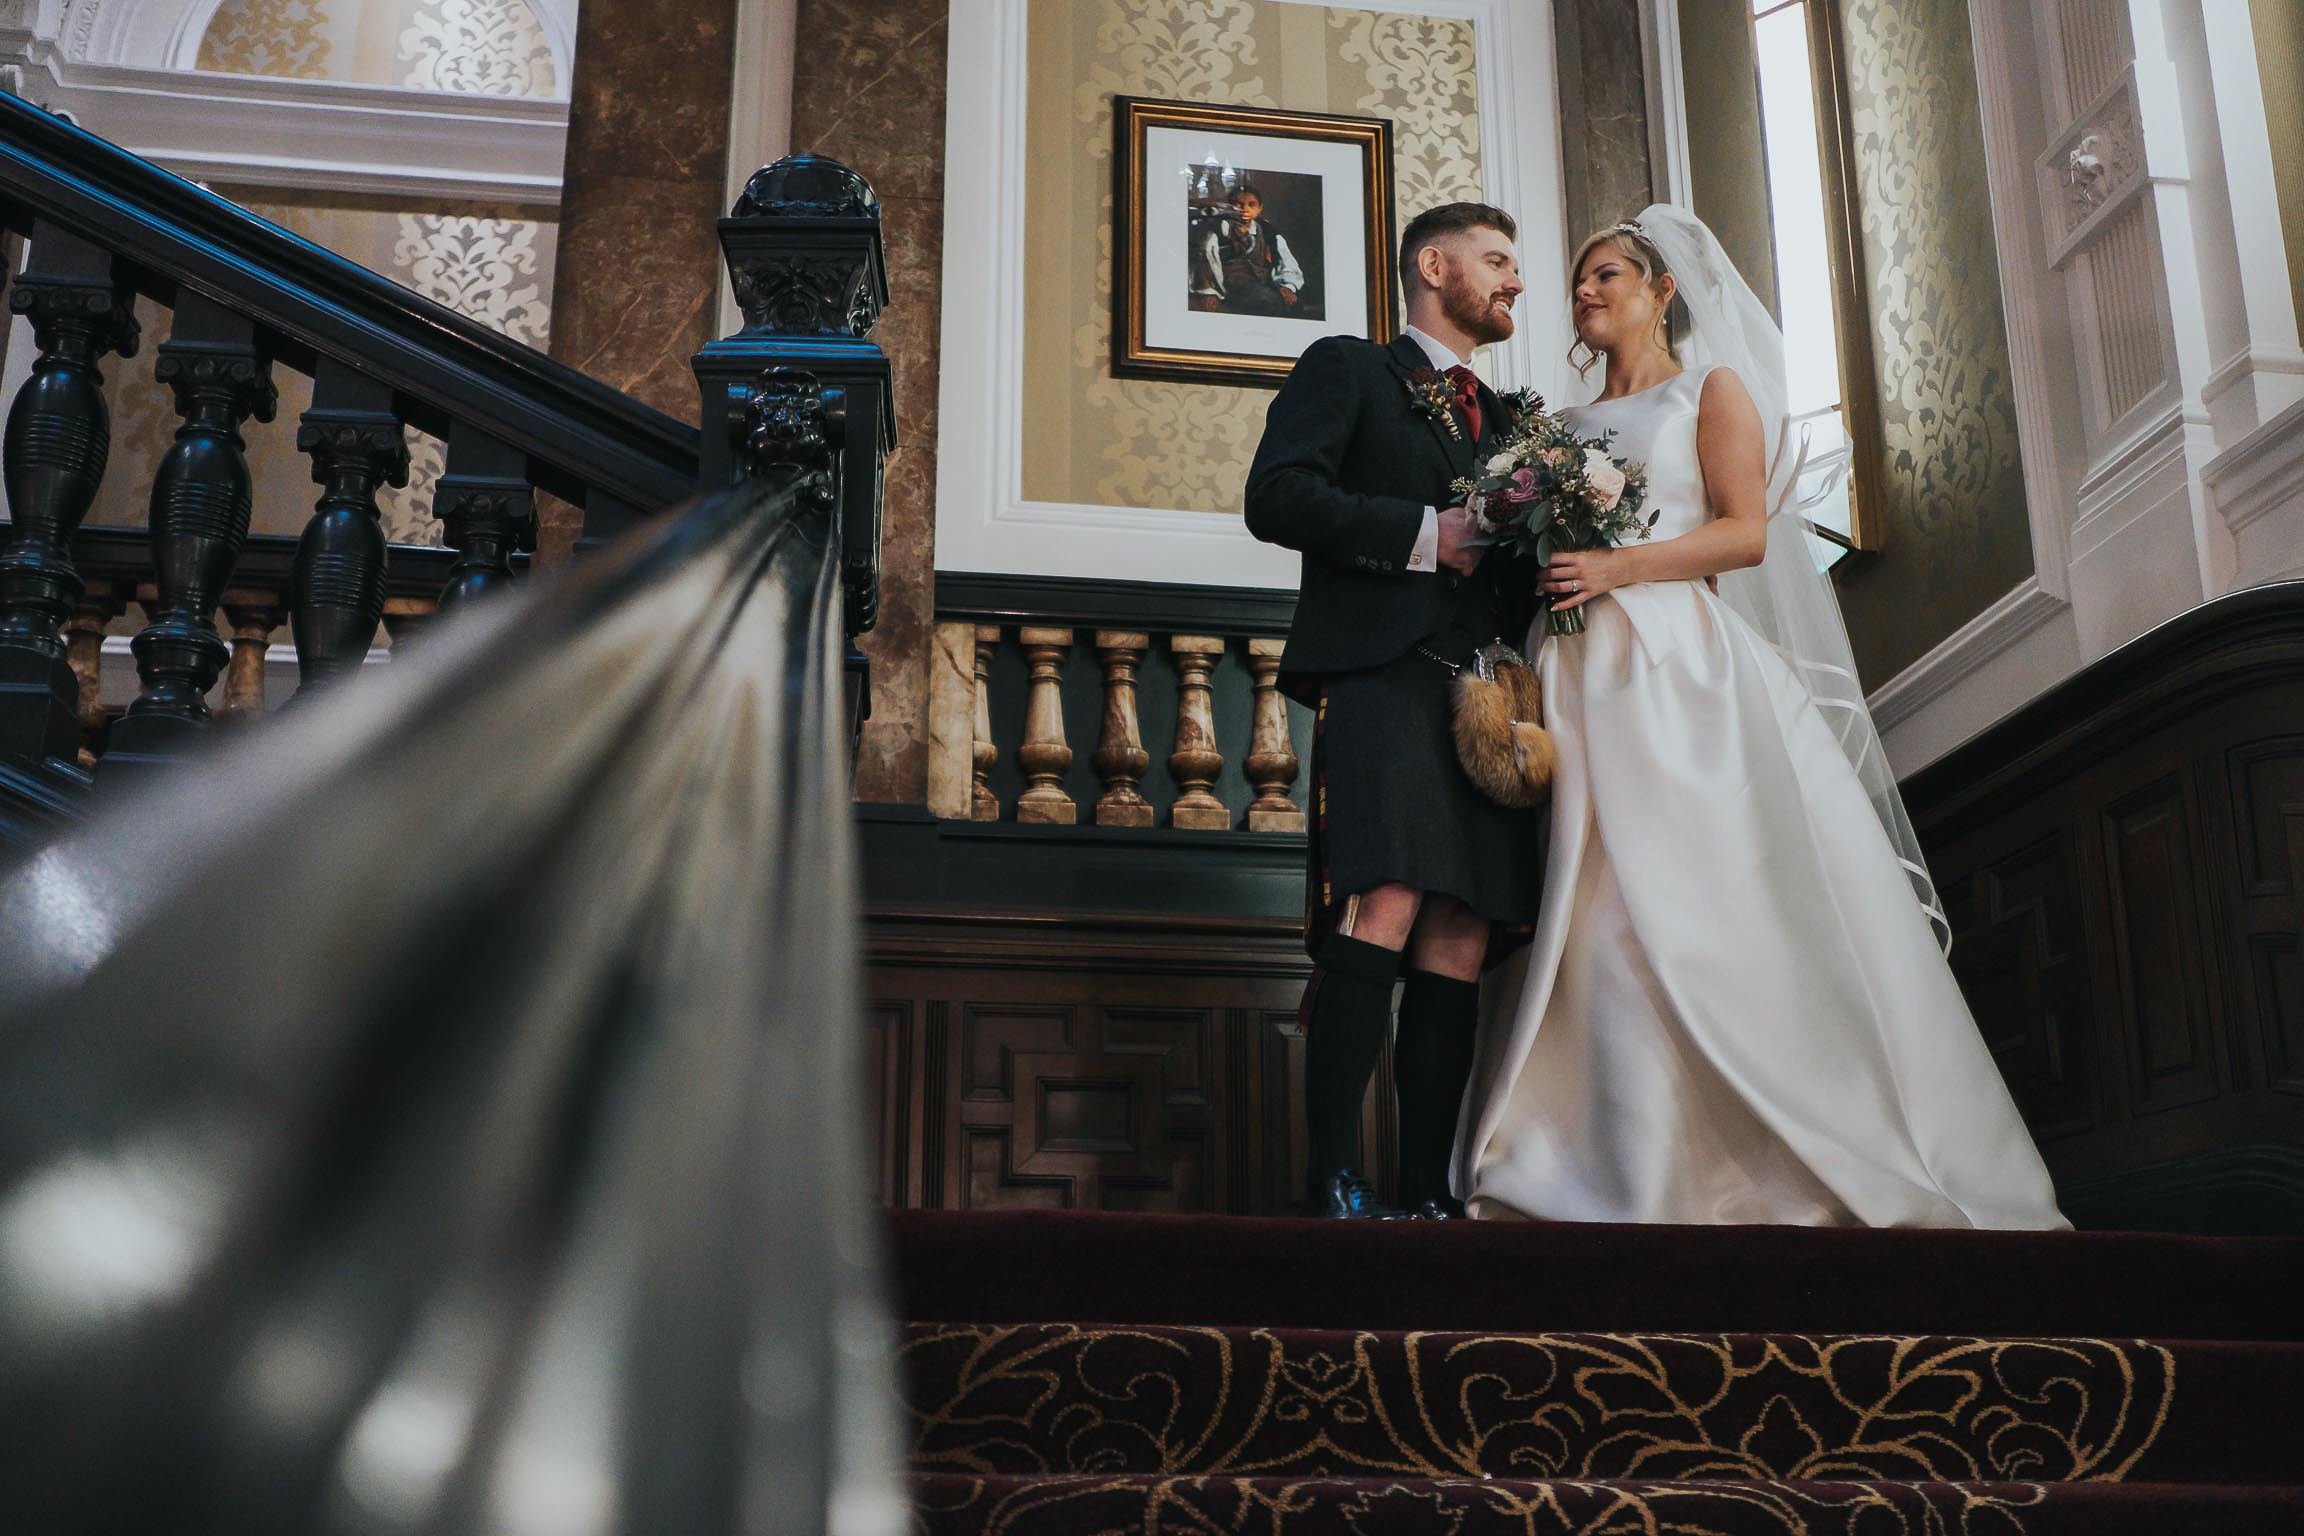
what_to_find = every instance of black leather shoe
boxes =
[1308,1168,1401,1219]
[1408,1197,1466,1220]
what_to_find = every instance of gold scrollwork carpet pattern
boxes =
[900,1323,2175,1484]
[906,1471,2073,1535]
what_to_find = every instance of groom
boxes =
[1245,203,1545,1219]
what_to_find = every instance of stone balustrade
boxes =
[929,614,1308,836]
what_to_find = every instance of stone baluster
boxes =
[107,293,277,771]
[1014,627,1076,824]
[432,427,534,614]
[1168,635,1229,831]
[1090,630,1153,828]
[1243,637,1304,832]
[970,624,1000,821]
[0,223,139,768]
[218,595,283,721]
[290,361,408,699]
[63,582,124,767]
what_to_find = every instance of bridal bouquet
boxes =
[1451,393,1655,636]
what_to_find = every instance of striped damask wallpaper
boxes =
[1827,0,2033,688]
[1018,0,1484,518]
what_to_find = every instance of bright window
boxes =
[1752,0,1861,569]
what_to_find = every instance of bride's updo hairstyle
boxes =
[1568,220,1694,377]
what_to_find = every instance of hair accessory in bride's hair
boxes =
[1613,219,1649,241]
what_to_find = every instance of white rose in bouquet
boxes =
[1582,449,1628,510]
[1487,451,1516,474]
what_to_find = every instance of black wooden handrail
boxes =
[0,454,894,1532]
[0,115,893,850]
[0,88,698,515]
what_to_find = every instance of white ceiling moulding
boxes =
[43,0,575,84]
[935,0,1567,589]
[0,1,570,205]
[3,53,569,203]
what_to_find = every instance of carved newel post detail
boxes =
[1168,636,1229,831]
[1243,637,1304,832]
[1091,631,1153,828]
[699,153,896,643]
[1014,627,1076,824]
[971,624,1001,821]
[107,294,275,768]
[0,224,138,768]
[290,364,408,697]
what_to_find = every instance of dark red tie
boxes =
[1445,364,1482,441]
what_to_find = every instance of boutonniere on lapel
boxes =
[1404,367,1463,441]
[1499,386,1548,438]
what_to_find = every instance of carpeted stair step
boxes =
[890,1209,2304,1339]
[900,1322,2300,1487]
[906,1472,2304,1534]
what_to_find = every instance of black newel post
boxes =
[432,427,535,615]
[691,153,896,743]
[105,294,277,773]
[289,361,408,699]
[0,223,138,773]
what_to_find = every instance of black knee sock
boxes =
[1302,932,1400,1191]
[1393,969,1481,1208]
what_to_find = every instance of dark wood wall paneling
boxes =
[1906,583,2304,1233]
[858,798,1356,1217]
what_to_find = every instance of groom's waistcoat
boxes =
[1245,332,1532,704]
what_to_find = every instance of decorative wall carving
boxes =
[1828,0,2034,689]
[2035,70,2143,263]
[1021,0,1483,517]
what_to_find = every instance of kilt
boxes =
[1306,644,1548,957]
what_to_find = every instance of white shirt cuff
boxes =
[1406,506,1440,573]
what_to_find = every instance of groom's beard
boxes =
[1442,269,1515,345]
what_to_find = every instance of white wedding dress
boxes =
[1454,365,2067,1229]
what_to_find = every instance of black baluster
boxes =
[432,428,533,614]
[0,223,137,769]
[105,294,276,773]
[288,362,407,700]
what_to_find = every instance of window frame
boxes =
[1749,0,1887,556]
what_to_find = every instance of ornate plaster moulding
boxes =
[27,0,572,79]
[2035,66,2147,270]
[0,4,571,204]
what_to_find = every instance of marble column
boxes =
[791,0,951,806]
[1553,0,1655,242]
[544,0,741,560]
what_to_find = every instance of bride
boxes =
[1452,207,2067,1229]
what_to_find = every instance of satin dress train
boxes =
[1455,367,2067,1230]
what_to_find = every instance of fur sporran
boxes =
[1450,642,1557,809]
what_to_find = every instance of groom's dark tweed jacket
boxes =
[1244,332,1537,703]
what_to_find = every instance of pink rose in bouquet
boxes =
[1582,449,1628,511]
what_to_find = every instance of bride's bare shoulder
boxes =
[1696,365,1759,421]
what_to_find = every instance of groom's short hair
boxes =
[1399,202,1517,297]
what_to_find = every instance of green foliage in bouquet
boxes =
[1450,401,1657,635]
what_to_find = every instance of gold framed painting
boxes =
[1112,96,1397,389]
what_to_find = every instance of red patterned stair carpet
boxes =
[888,1210,2304,1534]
